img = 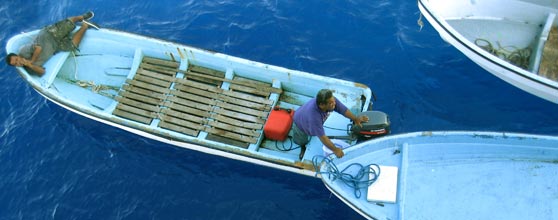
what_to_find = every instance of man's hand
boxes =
[18,57,45,76]
[333,147,344,158]
[20,59,33,67]
[353,115,369,127]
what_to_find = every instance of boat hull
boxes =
[418,0,558,104]
[6,27,373,176]
[319,131,558,220]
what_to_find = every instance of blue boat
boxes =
[6,27,379,175]
[317,131,558,220]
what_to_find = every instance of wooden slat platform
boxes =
[540,27,558,81]
[112,57,178,125]
[171,77,270,146]
[186,65,225,86]
[113,56,282,147]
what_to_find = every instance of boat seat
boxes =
[529,13,556,74]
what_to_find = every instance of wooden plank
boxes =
[137,69,176,83]
[216,94,269,110]
[206,134,249,148]
[205,127,257,144]
[212,107,265,124]
[166,95,213,112]
[140,63,178,76]
[232,76,281,94]
[174,81,270,109]
[188,65,225,77]
[174,84,219,99]
[115,103,158,118]
[122,85,167,100]
[161,108,206,125]
[207,121,260,138]
[221,89,273,105]
[119,90,161,106]
[228,83,271,97]
[175,78,221,93]
[116,97,160,113]
[185,74,222,86]
[113,109,152,124]
[183,69,282,94]
[233,76,271,88]
[126,79,170,94]
[170,90,215,105]
[143,57,180,68]
[164,102,211,118]
[132,74,172,88]
[214,101,268,118]
[212,114,263,130]
[159,121,199,137]
[160,114,205,131]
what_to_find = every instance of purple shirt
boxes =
[293,97,348,137]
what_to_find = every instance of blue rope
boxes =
[312,155,381,198]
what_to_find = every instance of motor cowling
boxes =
[350,111,390,140]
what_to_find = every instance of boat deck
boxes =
[112,56,282,148]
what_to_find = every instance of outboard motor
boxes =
[349,111,390,140]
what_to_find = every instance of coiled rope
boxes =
[475,39,531,69]
[274,137,300,151]
[69,79,119,99]
[312,155,380,198]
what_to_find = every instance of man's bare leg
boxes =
[71,23,89,47]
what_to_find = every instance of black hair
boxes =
[6,53,17,66]
[316,89,333,106]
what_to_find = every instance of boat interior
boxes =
[27,33,365,164]
[438,0,558,80]
[326,133,558,220]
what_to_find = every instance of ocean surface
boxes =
[1,1,557,219]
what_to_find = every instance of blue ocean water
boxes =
[1,0,557,219]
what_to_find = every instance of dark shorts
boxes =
[292,123,311,146]
[45,19,76,51]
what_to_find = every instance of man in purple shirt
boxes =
[293,89,368,160]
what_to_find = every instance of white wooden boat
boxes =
[418,0,558,103]
[6,27,376,176]
[317,131,558,220]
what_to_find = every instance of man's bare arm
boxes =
[22,59,45,76]
[30,45,42,63]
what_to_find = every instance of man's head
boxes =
[6,53,22,66]
[316,89,336,111]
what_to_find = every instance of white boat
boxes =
[317,131,558,220]
[418,0,558,103]
[6,27,380,176]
